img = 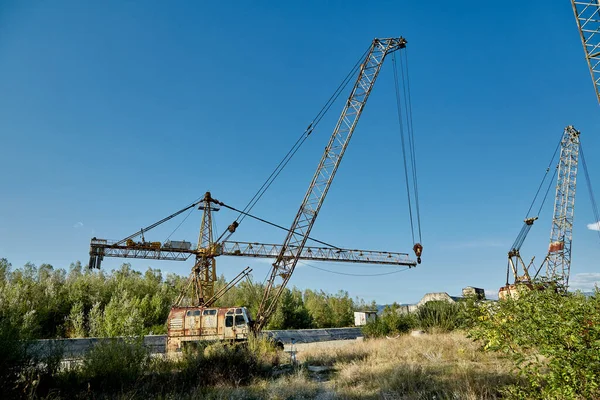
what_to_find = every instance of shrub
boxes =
[361,309,416,338]
[247,334,281,369]
[80,338,150,392]
[179,341,264,387]
[470,287,600,399]
[415,300,460,332]
[0,316,28,399]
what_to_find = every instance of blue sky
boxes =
[1,0,599,304]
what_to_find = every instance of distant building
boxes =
[354,311,377,326]
[462,286,485,299]
[397,287,486,314]
[417,292,462,306]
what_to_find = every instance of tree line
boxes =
[0,258,376,339]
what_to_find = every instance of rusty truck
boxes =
[166,306,256,353]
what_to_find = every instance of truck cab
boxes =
[166,306,253,354]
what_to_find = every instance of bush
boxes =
[415,301,461,333]
[470,287,600,399]
[0,317,28,399]
[0,316,67,399]
[362,309,416,338]
[80,338,150,392]
[247,334,281,369]
[182,340,279,386]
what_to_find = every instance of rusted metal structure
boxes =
[253,37,419,332]
[167,306,253,353]
[539,126,580,288]
[500,126,581,298]
[89,37,421,349]
[89,192,416,307]
[571,0,600,105]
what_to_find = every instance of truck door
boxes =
[234,308,248,339]
[224,309,235,339]
[186,309,201,335]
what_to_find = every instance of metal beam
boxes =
[571,1,600,104]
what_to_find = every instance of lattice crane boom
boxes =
[253,37,409,332]
[89,239,415,266]
[89,186,415,307]
[571,0,600,105]
[541,126,580,288]
[500,126,581,298]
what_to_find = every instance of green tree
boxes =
[267,288,312,330]
[102,290,144,337]
[66,301,87,338]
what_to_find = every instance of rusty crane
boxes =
[88,37,422,349]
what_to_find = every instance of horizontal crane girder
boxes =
[222,241,416,267]
[89,239,416,267]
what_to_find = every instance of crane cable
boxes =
[231,45,372,230]
[299,260,412,277]
[164,206,196,243]
[506,131,563,280]
[509,131,562,254]
[392,49,423,262]
[212,46,371,247]
[525,133,563,219]
[580,142,600,243]
[219,202,342,249]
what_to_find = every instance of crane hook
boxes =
[413,243,423,264]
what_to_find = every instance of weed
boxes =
[79,338,150,392]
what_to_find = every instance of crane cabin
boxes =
[166,306,253,353]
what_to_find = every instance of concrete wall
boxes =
[30,327,363,359]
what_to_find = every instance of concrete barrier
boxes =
[264,327,362,344]
[30,327,363,359]
[30,335,167,359]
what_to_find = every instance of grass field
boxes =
[189,332,515,400]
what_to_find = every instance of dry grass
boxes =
[97,332,512,399]
[180,331,515,400]
[296,331,515,400]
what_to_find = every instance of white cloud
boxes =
[587,221,600,231]
[73,222,84,228]
[569,273,600,292]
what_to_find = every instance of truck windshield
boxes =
[235,315,245,327]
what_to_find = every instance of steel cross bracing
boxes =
[506,217,538,285]
[191,192,219,305]
[253,37,408,332]
[90,239,194,261]
[571,1,600,104]
[542,126,580,289]
[222,241,416,266]
[88,240,415,266]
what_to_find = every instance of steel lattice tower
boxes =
[543,126,580,289]
[571,1,600,104]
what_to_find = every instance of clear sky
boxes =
[1,0,599,304]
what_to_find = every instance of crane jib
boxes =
[254,37,413,332]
